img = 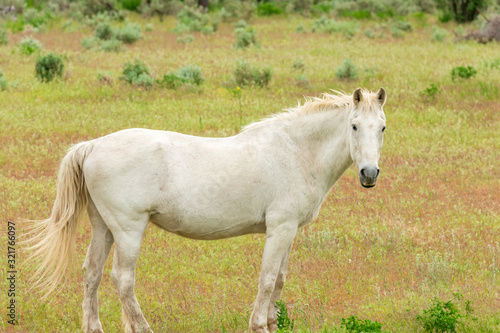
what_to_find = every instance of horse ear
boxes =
[376,87,386,107]
[353,88,363,106]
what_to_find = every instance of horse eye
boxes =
[382,126,386,132]
[352,124,357,131]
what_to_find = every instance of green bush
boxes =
[341,316,383,332]
[35,53,65,82]
[121,0,142,11]
[364,29,375,38]
[0,69,8,91]
[275,300,294,333]
[158,64,205,89]
[19,37,43,55]
[235,26,259,48]
[311,16,358,38]
[420,83,440,100]
[115,22,142,44]
[81,37,98,50]
[435,0,486,22]
[233,59,272,88]
[99,39,122,52]
[393,20,413,32]
[144,23,154,32]
[451,66,477,81]
[257,2,282,16]
[6,16,25,33]
[336,58,359,80]
[339,10,371,19]
[174,6,218,35]
[95,22,114,40]
[121,59,152,87]
[417,295,475,332]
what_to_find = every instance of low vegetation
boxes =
[0,3,499,332]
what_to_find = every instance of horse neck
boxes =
[283,109,353,191]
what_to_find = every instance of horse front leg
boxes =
[250,223,297,333]
[266,247,291,332]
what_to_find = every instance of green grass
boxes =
[0,13,499,332]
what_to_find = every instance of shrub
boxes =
[233,59,272,88]
[275,300,294,333]
[120,0,142,11]
[158,64,205,89]
[295,74,310,89]
[145,23,154,32]
[99,39,122,52]
[35,53,65,82]
[24,8,48,28]
[81,37,98,50]
[451,66,477,81]
[19,37,42,55]
[417,295,475,332]
[336,58,359,80]
[364,29,375,38]
[115,23,141,44]
[431,26,448,42]
[435,0,486,23]
[95,22,114,40]
[311,16,358,38]
[0,27,8,45]
[235,26,259,48]
[340,316,383,332]
[174,6,218,34]
[393,20,413,32]
[177,34,194,44]
[257,2,282,16]
[0,69,8,91]
[339,10,371,19]
[121,59,153,87]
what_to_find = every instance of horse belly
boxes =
[149,211,266,240]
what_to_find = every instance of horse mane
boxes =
[243,89,377,132]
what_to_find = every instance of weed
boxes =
[235,26,259,49]
[341,316,383,332]
[336,58,359,80]
[295,74,310,89]
[121,59,154,88]
[115,23,142,44]
[0,27,8,45]
[431,26,448,42]
[233,59,272,88]
[97,71,114,85]
[177,35,194,44]
[393,20,413,32]
[35,53,64,82]
[296,25,306,33]
[417,294,475,332]
[451,66,477,81]
[145,23,154,32]
[339,10,371,19]
[99,39,122,52]
[19,38,43,55]
[292,58,305,72]
[275,300,294,332]
[420,83,440,100]
[0,69,8,91]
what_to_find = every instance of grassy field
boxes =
[1,12,499,333]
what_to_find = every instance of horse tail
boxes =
[25,141,94,298]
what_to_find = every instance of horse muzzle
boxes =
[359,167,380,188]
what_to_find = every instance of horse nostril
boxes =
[360,168,366,178]
[376,169,380,177]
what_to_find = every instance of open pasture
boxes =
[1,11,499,333]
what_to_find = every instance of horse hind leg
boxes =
[109,215,152,333]
[82,198,114,333]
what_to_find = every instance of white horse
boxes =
[27,88,387,333]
